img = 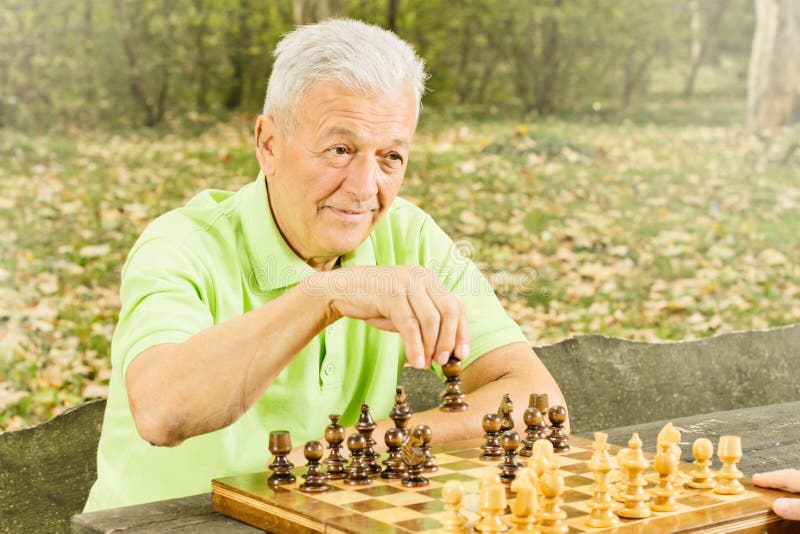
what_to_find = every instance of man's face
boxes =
[256,81,417,269]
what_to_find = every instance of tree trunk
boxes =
[387,0,399,33]
[683,0,726,100]
[292,0,345,25]
[747,0,800,132]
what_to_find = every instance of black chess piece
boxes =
[345,433,372,485]
[401,425,429,488]
[356,402,381,475]
[381,427,407,479]
[497,393,514,431]
[323,414,347,480]
[498,431,522,484]
[299,441,331,492]
[530,393,549,420]
[548,405,570,452]
[480,413,504,461]
[519,406,548,457]
[267,430,296,486]
[390,386,412,439]
[440,355,468,412]
[419,424,438,473]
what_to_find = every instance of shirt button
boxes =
[324,365,334,376]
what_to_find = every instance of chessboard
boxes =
[211,435,792,533]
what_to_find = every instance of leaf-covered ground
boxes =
[2,101,799,430]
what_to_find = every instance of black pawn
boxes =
[498,431,522,484]
[480,413,504,461]
[267,430,296,486]
[345,433,372,485]
[356,402,381,475]
[548,405,570,452]
[519,407,548,457]
[323,414,347,480]
[390,386,412,439]
[440,355,468,412]
[498,393,515,432]
[419,424,438,473]
[381,427,407,479]
[300,441,331,493]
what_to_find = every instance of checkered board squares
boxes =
[211,436,786,533]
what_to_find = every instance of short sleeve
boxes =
[418,216,529,378]
[111,237,215,376]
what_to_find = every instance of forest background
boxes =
[1,0,799,430]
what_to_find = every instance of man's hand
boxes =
[304,266,470,369]
[753,469,800,520]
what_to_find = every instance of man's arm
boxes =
[126,265,471,447]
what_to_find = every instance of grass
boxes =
[1,95,799,429]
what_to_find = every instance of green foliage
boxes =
[0,0,758,129]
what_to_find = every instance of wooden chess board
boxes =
[211,435,792,533]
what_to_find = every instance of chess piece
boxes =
[519,406,547,457]
[441,480,468,533]
[529,393,549,424]
[510,467,538,533]
[531,439,553,515]
[267,430,296,486]
[476,471,507,533]
[356,402,381,475]
[657,422,682,489]
[547,405,569,452]
[651,448,678,512]
[539,461,568,534]
[299,441,331,493]
[498,393,515,431]
[585,432,619,528]
[440,354,469,412]
[715,435,745,495]
[401,425,429,487]
[616,433,651,519]
[390,386,412,438]
[480,413,504,461]
[381,427,407,479]
[499,430,522,484]
[344,433,372,485]
[323,414,347,480]
[687,437,715,489]
[419,424,438,473]
[613,448,627,503]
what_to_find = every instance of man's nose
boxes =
[344,154,380,200]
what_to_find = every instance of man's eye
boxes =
[387,152,404,163]
[329,146,349,155]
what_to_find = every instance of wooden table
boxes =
[71,401,800,533]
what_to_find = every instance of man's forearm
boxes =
[126,280,335,446]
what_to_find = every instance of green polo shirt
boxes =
[84,174,527,511]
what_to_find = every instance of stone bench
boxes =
[3,325,799,532]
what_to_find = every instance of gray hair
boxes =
[263,19,428,132]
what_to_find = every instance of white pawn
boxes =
[539,462,567,534]
[715,435,745,495]
[651,449,678,512]
[510,467,538,533]
[688,438,716,489]
[442,480,467,533]
[476,472,507,533]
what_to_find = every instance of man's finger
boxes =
[390,300,425,369]
[406,288,440,368]
[774,498,800,520]
[428,289,459,366]
[453,301,470,360]
[753,469,800,492]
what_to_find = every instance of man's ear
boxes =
[254,114,278,176]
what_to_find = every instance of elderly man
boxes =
[84,19,565,511]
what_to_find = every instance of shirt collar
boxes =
[241,173,377,293]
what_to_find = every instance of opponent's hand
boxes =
[305,266,470,369]
[753,469,800,520]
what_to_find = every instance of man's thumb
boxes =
[774,498,800,520]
